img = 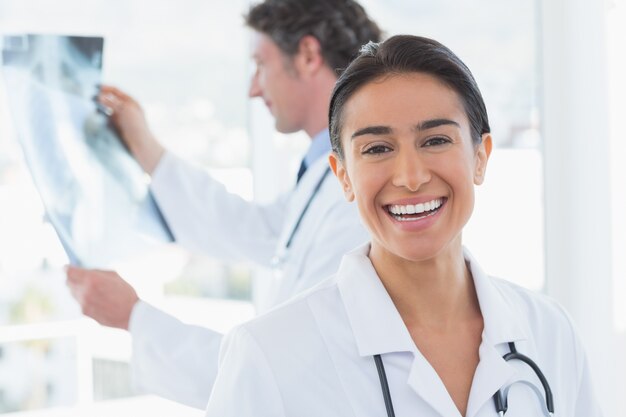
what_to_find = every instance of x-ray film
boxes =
[1,34,174,267]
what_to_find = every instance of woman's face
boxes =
[329,72,491,263]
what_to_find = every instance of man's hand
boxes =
[98,85,165,174]
[66,266,139,330]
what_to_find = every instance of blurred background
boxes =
[0,0,623,415]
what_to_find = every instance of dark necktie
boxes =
[296,159,307,184]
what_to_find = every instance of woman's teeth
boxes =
[387,198,443,221]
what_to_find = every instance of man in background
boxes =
[67,0,381,409]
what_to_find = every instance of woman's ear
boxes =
[329,152,355,202]
[473,133,492,185]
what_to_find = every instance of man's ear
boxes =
[294,35,324,77]
[329,152,355,202]
[474,133,492,185]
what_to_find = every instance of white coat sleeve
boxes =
[573,351,604,417]
[569,320,604,416]
[553,302,604,416]
[129,301,223,409]
[205,325,285,417]
[150,152,287,267]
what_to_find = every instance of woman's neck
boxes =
[369,240,481,330]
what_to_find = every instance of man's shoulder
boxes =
[232,275,341,355]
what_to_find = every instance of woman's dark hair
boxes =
[329,35,491,159]
[245,0,382,74]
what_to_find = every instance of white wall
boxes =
[540,0,619,415]
[607,0,626,406]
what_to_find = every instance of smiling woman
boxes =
[329,72,490,270]
[203,35,602,417]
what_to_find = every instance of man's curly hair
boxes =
[245,0,382,75]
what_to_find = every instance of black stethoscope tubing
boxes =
[284,166,331,250]
[494,342,554,416]
[374,354,396,417]
[374,342,554,416]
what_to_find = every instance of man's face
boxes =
[249,32,310,133]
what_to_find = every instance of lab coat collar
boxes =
[336,243,416,357]
[463,249,532,416]
[337,244,530,357]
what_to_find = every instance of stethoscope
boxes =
[374,341,555,416]
[270,167,331,271]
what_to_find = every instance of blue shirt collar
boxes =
[303,129,332,167]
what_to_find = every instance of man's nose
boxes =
[248,72,261,98]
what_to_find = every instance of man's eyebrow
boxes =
[417,118,460,130]
[351,125,392,139]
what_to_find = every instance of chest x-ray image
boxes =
[1,34,174,267]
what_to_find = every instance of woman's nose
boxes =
[391,150,431,192]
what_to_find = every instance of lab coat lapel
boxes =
[404,336,518,417]
[275,128,332,253]
[406,354,466,417]
[264,158,332,310]
[465,248,529,345]
[465,336,517,417]
[464,248,530,417]
[275,157,330,253]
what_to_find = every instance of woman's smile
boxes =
[382,196,448,237]
[385,197,445,221]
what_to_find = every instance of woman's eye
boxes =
[363,144,391,154]
[424,136,451,147]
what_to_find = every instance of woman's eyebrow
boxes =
[417,118,460,130]
[351,119,460,139]
[351,125,391,139]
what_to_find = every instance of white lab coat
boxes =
[129,151,368,408]
[205,243,603,417]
